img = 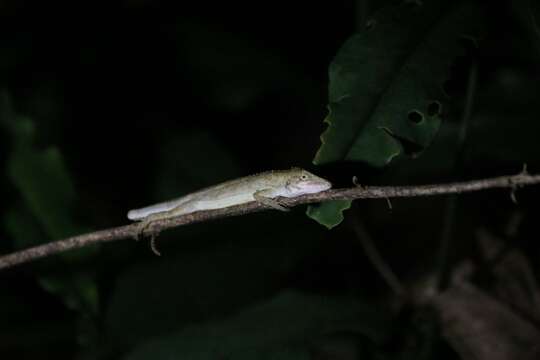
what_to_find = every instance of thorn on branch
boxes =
[521,163,529,175]
[352,176,365,189]
[509,164,530,204]
[385,197,393,211]
[510,187,518,205]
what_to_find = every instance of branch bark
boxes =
[1,170,538,270]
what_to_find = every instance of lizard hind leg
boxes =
[134,216,167,256]
[134,215,163,257]
[134,203,195,255]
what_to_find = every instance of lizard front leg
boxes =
[253,189,289,211]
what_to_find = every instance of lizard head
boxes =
[284,168,332,196]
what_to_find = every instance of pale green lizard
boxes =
[127,167,332,224]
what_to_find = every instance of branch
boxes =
[1,170,538,270]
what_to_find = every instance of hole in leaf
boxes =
[381,128,425,157]
[408,110,423,124]
[427,101,441,116]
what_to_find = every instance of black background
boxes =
[1,0,540,359]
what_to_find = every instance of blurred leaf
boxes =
[466,114,540,166]
[104,235,320,354]
[37,275,98,314]
[0,91,98,315]
[3,207,45,249]
[124,290,387,360]
[463,65,540,167]
[0,288,77,357]
[434,283,540,360]
[309,1,482,228]
[8,131,79,239]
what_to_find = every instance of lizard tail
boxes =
[127,201,178,220]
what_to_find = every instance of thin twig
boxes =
[437,57,478,290]
[348,211,404,295]
[0,170,538,270]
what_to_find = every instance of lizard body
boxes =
[127,167,331,222]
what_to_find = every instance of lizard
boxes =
[127,168,332,253]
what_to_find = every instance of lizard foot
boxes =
[133,219,163,256]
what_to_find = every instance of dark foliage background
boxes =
[1,0,540,359]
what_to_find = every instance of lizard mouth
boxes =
[305,180,332,192]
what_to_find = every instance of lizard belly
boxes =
[194,193,255,211]
[127,195,193,220]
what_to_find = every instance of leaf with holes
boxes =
[124,291,388,360]
[309,1,482,228]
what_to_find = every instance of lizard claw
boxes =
[132,219,163,255]
[150,235,161,256]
